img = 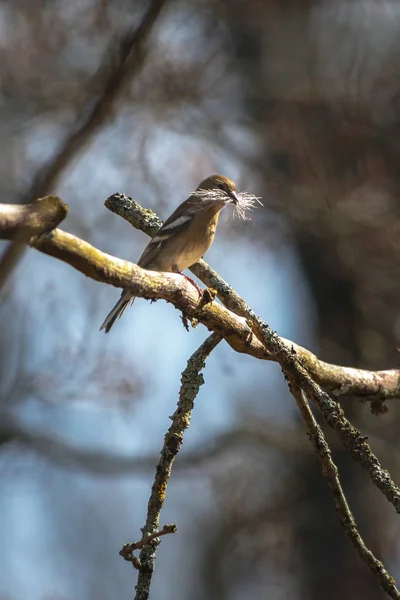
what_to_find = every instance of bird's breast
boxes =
[159,211,219,272]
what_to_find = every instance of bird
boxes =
[100,174,239,333]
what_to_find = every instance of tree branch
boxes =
[0,195,67,239]
[294,366,400,513]
[122,333,221,600]
[120,524,177,569]
[22,227,266,359]
[290,384,400,599]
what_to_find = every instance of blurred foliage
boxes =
[1,1,400,599]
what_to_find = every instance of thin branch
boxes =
[120,524,177,565]
[299,368,400,513]
[290,384,400,599]
[246,312,400,514]
[0,0,168,290]
[124,333,221,600]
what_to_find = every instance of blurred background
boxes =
[1,0,400,598]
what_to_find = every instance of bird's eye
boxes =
[217,183,225,191]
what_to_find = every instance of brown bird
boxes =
[100,174,239,333]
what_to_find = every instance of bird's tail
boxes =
[100,291,135,333]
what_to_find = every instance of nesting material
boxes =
[194,188,263,221]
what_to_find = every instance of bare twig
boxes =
[0,0,168,290]
[129,333,221,600]
[295,367,400,513]
[290,384,400,599]
[120,524,177,565]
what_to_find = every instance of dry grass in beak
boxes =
[232,191,263,221]
[194,188,262,221]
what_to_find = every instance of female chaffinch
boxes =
[100,174,239,333]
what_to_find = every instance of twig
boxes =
[128,333,221,600]
[290,384,400,599]
[298,369,400,513]
[120,524,177,564]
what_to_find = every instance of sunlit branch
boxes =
[0,195,67,239]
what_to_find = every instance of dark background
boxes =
[1,1,400,598]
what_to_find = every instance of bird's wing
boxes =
[138,199,200,268]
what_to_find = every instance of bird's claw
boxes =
[181,274,203,296]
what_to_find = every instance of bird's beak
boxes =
[228,190,240,205]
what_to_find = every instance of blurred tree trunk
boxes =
[221,1,400,598]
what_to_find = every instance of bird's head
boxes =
[196,174,239,205]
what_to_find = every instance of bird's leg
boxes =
[172,265,203,296]
[182,274,203,296]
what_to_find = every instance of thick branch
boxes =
[0,195,67,239]
[22,228,266,359]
